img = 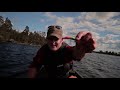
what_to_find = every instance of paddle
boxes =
[62,36,76,40]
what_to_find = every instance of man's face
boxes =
[47,36,63,51]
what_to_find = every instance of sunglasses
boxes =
[48,25,62,29]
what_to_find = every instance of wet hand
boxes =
[73,31,97,61]
[75,31,96,52]
[68,75,77,78]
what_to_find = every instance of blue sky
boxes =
[0,12,120,52]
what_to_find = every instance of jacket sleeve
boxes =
[66,46,85,61]
[28,47,44,70]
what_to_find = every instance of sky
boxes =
[0,12,120,53]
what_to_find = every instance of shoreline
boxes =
[0,41,41,47]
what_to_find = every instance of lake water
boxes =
[0,42,120,78]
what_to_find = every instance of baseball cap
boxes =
[47,25,63,39]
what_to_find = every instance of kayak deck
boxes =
[13,66,82,78]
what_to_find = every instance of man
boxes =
[28,25,97,78]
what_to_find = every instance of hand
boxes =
[76,31,97,52]
[68,75,77,78]
[73,31,97,61]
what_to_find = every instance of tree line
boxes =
[94,50,120,56]
[0,16,46,46]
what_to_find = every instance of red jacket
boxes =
[29,43,76,78]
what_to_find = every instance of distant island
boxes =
[93,50,120,56]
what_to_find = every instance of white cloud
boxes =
[108,26,120,35]
[95,33,120,52]
[84,12,117,22]
[97,34,120,44]
[95,12,116,21]
[44,12,57,19]
[40,19,45,22]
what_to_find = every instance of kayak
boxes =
[36,66,83,78]
[13,66,82,78]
